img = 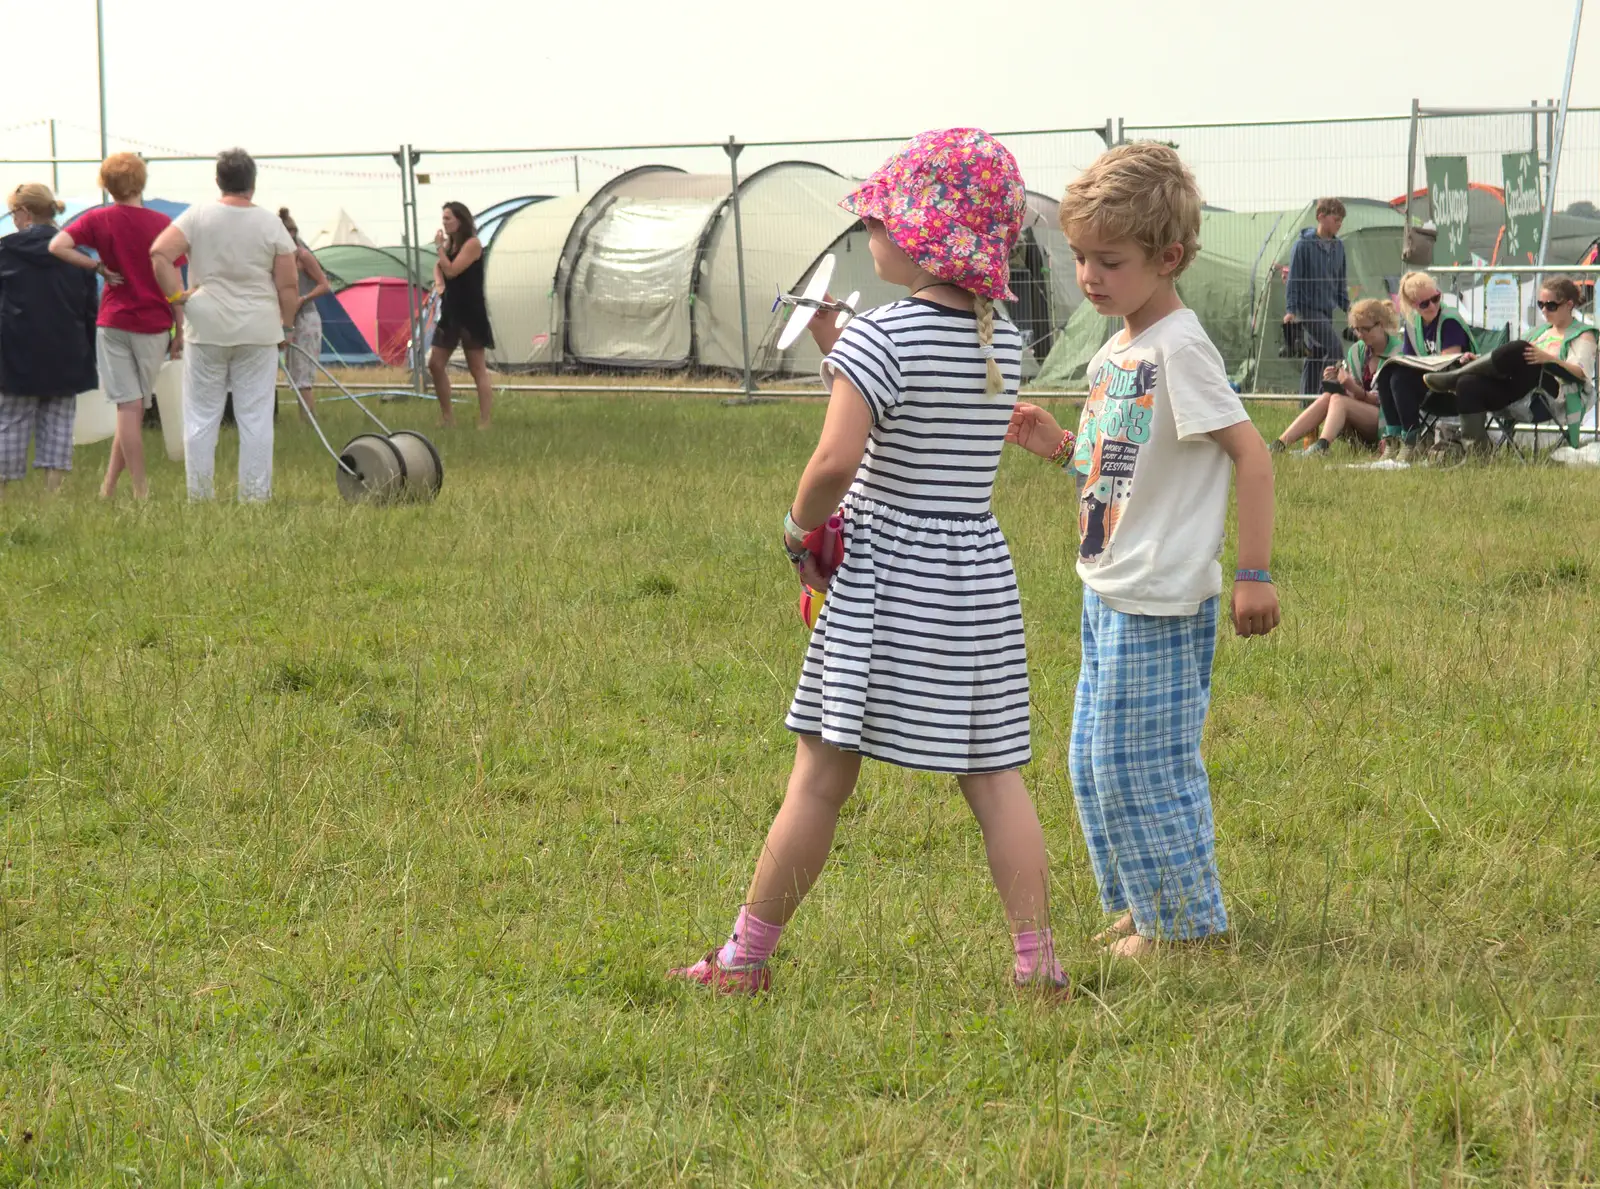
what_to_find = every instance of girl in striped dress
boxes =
[670,129,1068,996]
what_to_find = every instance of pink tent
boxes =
[335,277,429,367]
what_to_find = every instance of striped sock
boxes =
[716,907,783,969]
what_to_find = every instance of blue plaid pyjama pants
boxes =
[1068,586,1227,940]
[0,393,75,481]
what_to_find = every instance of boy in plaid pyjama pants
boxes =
[1007,143,1281,957]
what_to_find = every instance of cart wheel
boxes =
[336,433,406,503]
[387,431,443,501]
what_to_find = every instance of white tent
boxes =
[308,208,377,251]
[483,163,1080,378]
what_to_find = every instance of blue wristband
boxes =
[1235,568,1273,584]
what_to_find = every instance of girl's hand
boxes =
[795,551,831,592]
[1006,402,1065,458]
[807,294,845,356]
[1523,344,1554,366]
[1231,581,1280,637]
[433,229,447,251]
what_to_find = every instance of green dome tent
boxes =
[1036,199,1406,393]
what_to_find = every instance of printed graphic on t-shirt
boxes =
[1077,356,1158,564]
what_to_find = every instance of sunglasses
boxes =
[1415,294,1442,309]
[1350,323,1378,334]
[1537,299,1570,311]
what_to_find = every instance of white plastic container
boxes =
[72,389,117,445]
[154,358,184,461]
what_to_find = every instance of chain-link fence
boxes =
[4,109,1598,396]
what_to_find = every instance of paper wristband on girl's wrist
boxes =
[1235,569,1273,584]
[783,509,810,543]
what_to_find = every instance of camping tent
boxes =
[315,244,427,288]
[1036,199,1407,392]
[1391,185,1600,266]
[482,163,1080,378]
[308,208,376,250]
[334,277,429,366]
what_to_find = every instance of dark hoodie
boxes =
[0,223,98,398]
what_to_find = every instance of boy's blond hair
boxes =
[1059,142,1203,277]
[1349,297,1399,334]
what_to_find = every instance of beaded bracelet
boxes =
[1047,429,1076,465]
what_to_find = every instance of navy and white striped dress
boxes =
[785,298,1030,774]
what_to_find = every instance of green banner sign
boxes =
[1425,155,1471,266]
[1501,151,1544,263]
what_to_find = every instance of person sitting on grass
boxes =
[1421,275,1596,446]
[668,129,1069,997]
[1374,271,1473,463]
[1270,297,1400,457]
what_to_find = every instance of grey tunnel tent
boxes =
[482,162,1082,380]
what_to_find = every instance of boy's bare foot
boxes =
[1108,933,1158,958]
[1093,912,1136,945]
[1107,932,1226,959]
[476,419,491,431]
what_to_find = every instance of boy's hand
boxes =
[1006,402,1065,458]
[1231,581,1280,637]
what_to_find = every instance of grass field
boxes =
[1,392,1598,1186]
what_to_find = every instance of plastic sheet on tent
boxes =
[566,199,721,366]
[335,277,428,367]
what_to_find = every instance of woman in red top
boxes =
[50,153,177,500]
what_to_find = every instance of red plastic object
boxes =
[796,513,845,629]
[803,514,845,580]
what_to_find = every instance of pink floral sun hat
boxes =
[842,128,1028,302]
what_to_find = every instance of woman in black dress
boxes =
[428,201,497,429]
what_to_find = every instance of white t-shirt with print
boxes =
[174,202,296,347]
[1073,307,1251,616]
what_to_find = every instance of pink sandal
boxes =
[667,951,772,996]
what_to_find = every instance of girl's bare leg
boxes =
[741,735,863,926]
[957,769,1054,934]
[1277,394,1331,445]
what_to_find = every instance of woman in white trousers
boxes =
[151,148,297,501]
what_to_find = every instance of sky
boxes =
[3,0,1597,241]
